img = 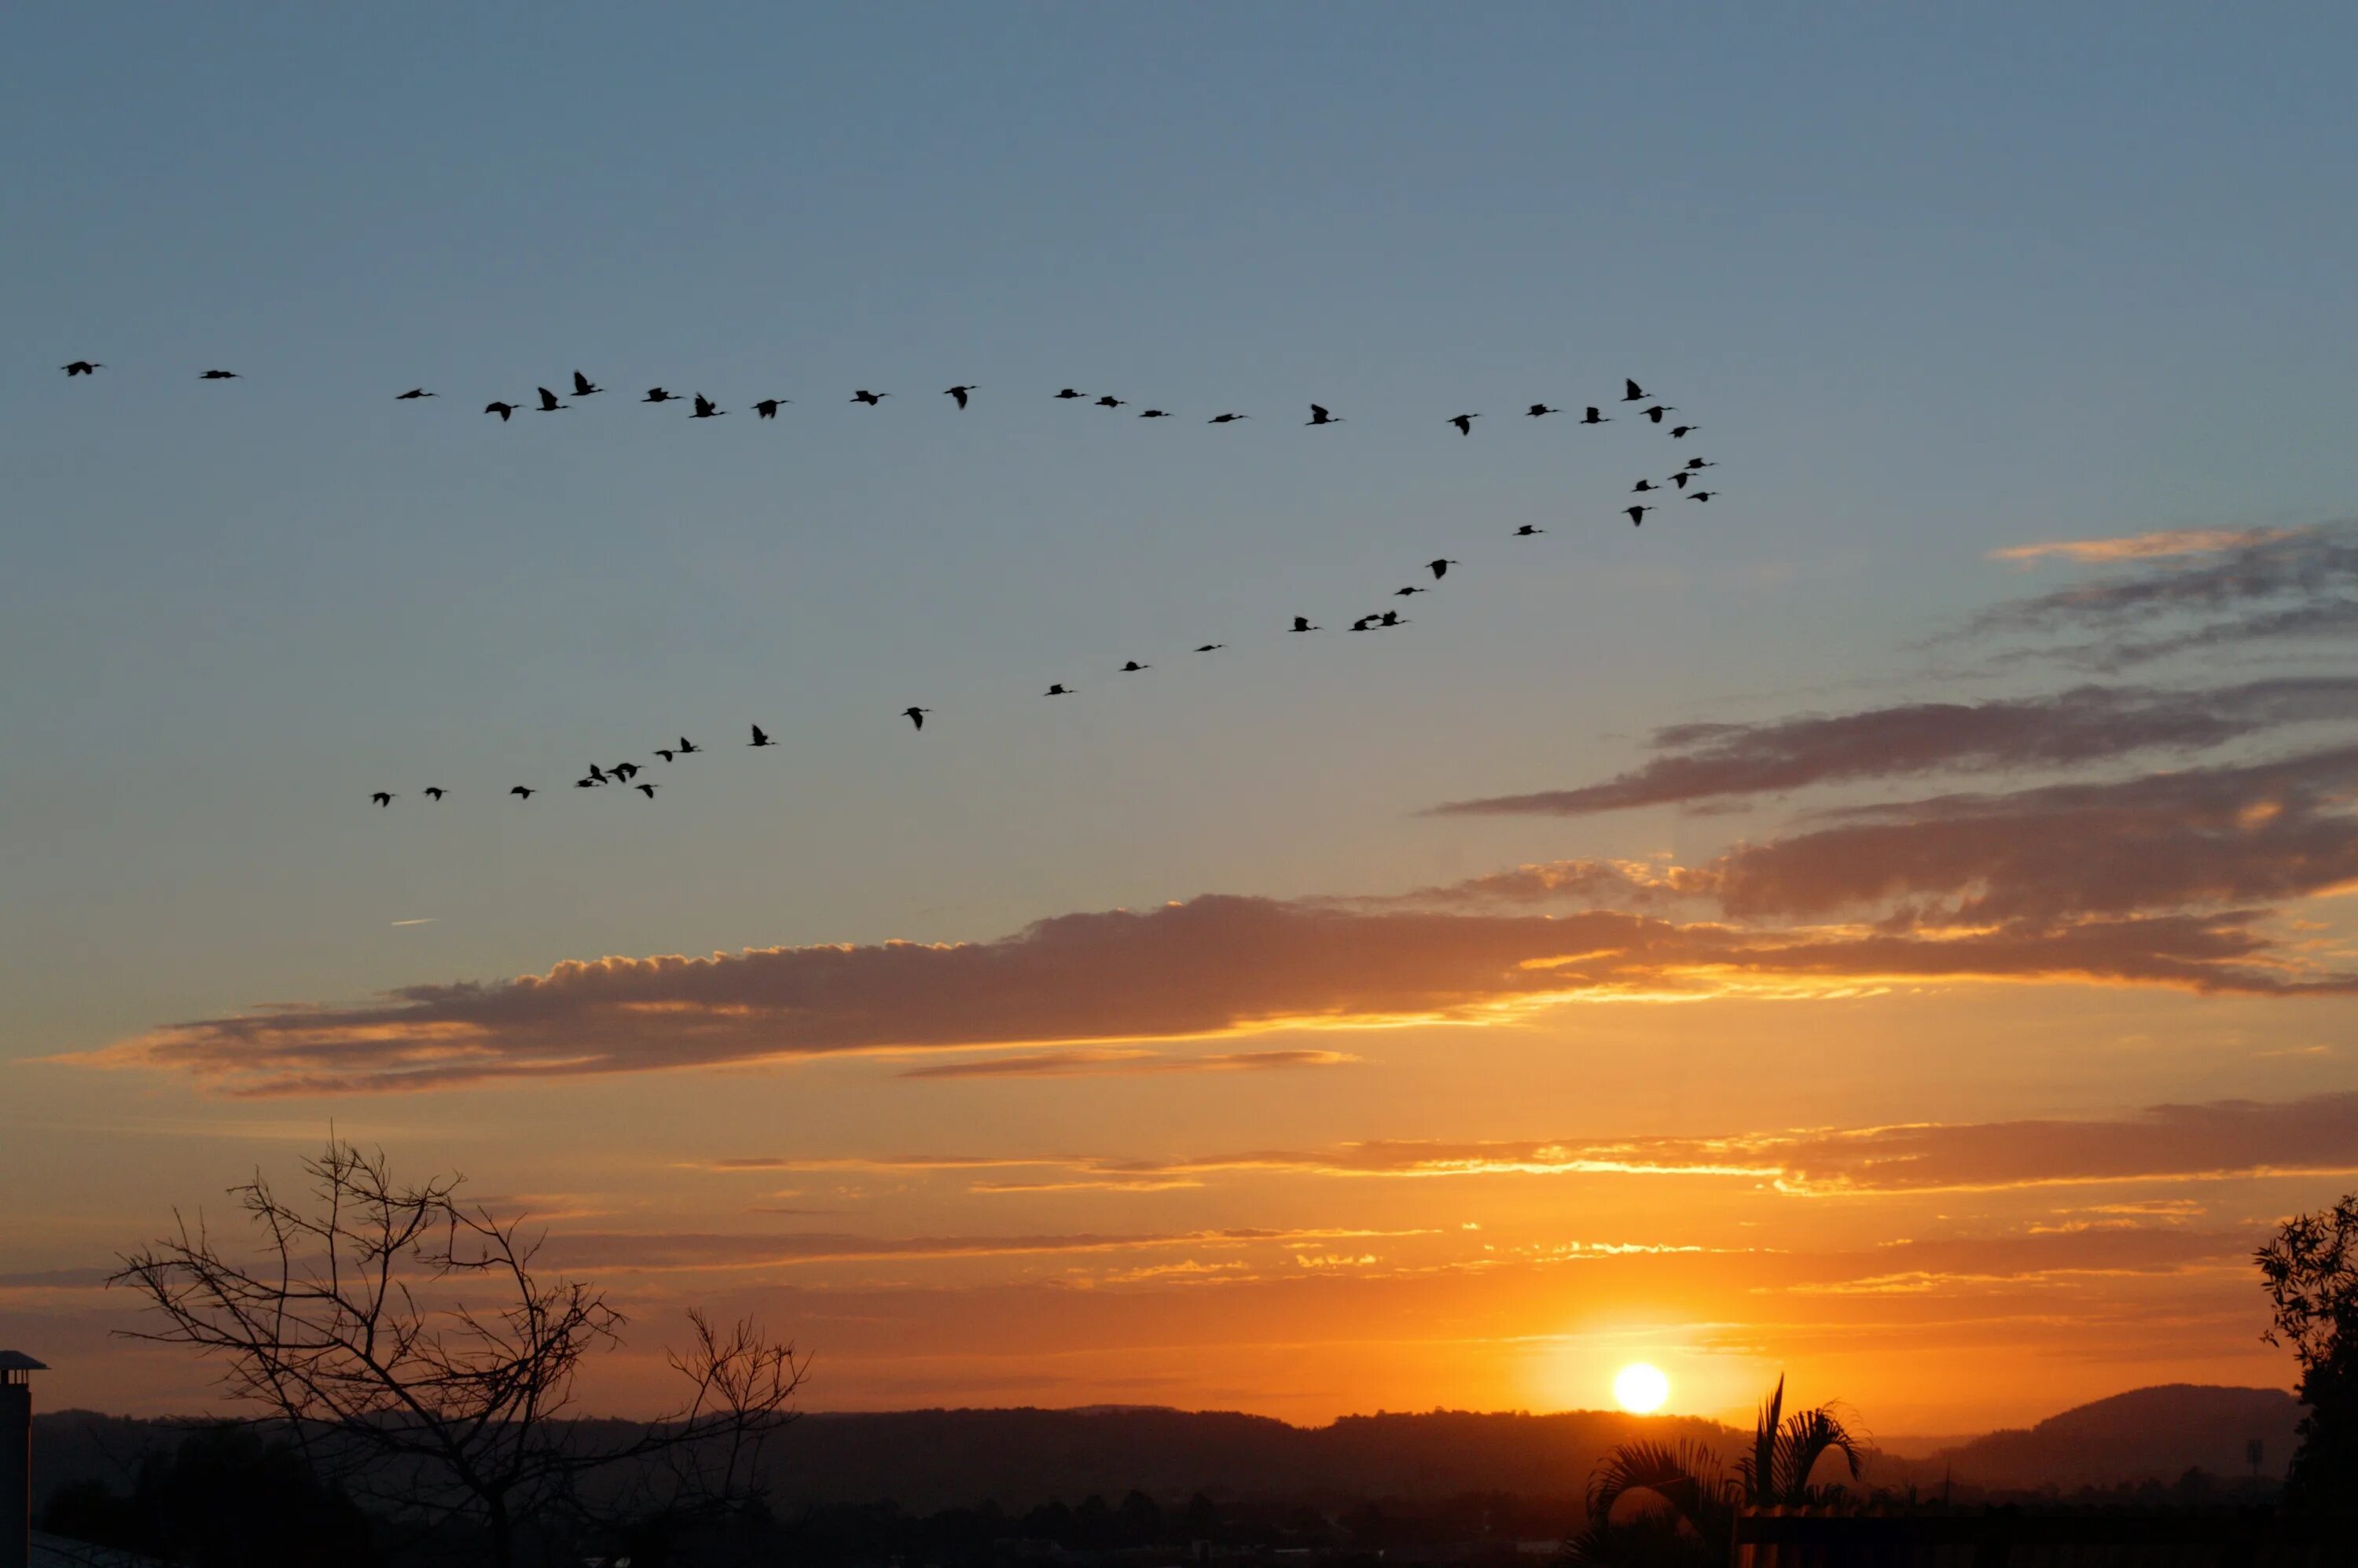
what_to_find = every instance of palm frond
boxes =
[1774,1405,1864,1502]
[1736,1373,1783,1505]
[1584,1438,1726,1526]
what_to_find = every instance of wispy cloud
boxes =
[899,1048,1354,1081]
[1962,520,2358,670]
[1988,527,2300,565]
[538,1225,1434,1274]
[709,1091,2358,1197]
[1431,680,2358,817]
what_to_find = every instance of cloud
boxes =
[1431,680,2358,817]
[1988,527,2299,565]
[538,1225,1431,1274]
[712,1091,2358,1197]
[104,880,2355,1095]
[100,736,2358,1096]
[899,1048,1354,1081]
[1421,744,2358,937]
[1705,745,2358,921]
[1961,520,2358,670]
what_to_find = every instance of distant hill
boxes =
[750,1406,1732,1510]
[1890,1386,2303,1492]
[30,1386,2305,1515]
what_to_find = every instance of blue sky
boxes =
[5,4,2358,1428]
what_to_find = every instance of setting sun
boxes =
[1614,1362,1670,1414]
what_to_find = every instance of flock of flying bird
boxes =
[53,359,1721,808]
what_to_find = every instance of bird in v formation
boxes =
[47,357,1724,805]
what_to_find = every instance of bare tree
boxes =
[111,1140,804,1566]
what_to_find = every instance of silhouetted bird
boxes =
[510,786,536,799]
[200,369,240,380]
[1580,407,1608,424]
[644,387,681,403]
[1306,404,1342,426]
[1350,616,1376,632]
[677,736,701,754]
[635,783,658,798]
[1395,585,1427,597]
[395,387,435,399]
[1526,403,1558,417]
[371,792,394,806]
[1515,523,1544,536]
[1622,379,1651,402]
[1290,615,1320,632]
[1642,405,1676,424]
[1121,660,1149,671]
[749,724,775,747]
[575,778,599,789]
[1669,425,1699,438]
[945,385,975,409]
[1096,395,1127,408]
[1196,644,1225,652]
[903,706,930,730]
[1684,457,1715,470]
[1207,413,1251,424]
[1139,409,1173,418]
[1669,472,1691,490]
[1428,558,1459,578]
[571,370,602,397]
[1688,490,1717,502]
[424,788,447,801]
[61,361,102,376]
[655,749,676,762]
[1448,413,1478,436]
[1045,683,1073,696]
[485,401,518,421]
[1379,611,1405,627]
[851,389,889,405]
[586,765,608,784]
[611,762,639,780]
[1626,505,1654,526]
[1632,479,1658,493]
[1055,387,1087,399]
[753,398,786,418]
[691,394,724,418]
[535,386,568,412]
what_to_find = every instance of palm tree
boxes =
[1563,1376,1865,1566]
[1737,1374,1865,1507]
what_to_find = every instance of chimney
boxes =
[0,1352,43,1568]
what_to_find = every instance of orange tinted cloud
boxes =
[101,893,2348,1094]
[1988,527,2299,564]
[707,1091,2358,1196]
[899,1048,1354,1080]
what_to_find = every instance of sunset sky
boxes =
[5,4,2358,1438]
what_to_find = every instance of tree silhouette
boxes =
[2256,1192,2358,1509]
[110,1139,805,1566]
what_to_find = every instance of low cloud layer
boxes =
[103,736,2358,1094]
[1433,679,2358,817]
[106,889,2348,1095]
[713,1091,2358,1196]
[899,1048,1353,1080]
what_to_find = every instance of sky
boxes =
[4,2,2358,1438]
